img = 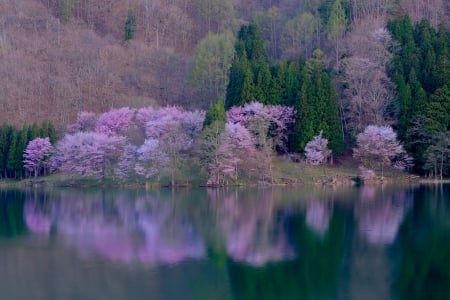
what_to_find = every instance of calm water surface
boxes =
[0,185,449,300]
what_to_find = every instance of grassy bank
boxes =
[1,156,423,190]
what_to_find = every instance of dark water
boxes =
[0,185,449,300]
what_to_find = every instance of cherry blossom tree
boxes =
[227,102,295,153]
[134,139,169,181]
[353,125,411,177]
[135,106,205,186]
[218,122,257,183]
[23,137,53,177]
[358,166,376,181]
[304,132,332,165]
[54,132,125,179]
[115,144,138,179]
[95,107,135,137]
[67,111,97,134]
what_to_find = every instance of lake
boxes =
[0,185,449,300]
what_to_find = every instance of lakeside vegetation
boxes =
[0,1,449,185]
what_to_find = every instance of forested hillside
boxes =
[0,0,448,126]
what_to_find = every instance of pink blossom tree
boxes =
[115,144,138,179]
[23,137,53,177]
[353,125,411,177]
[54,132,125,179]
[67,111,97,134]
[218,122,257,183]
[304,132,331,165]
[134,139,169,181]
[227,102,295,153]
[138,106,205,186]
[95,107,135,137]
[358,166,376,181]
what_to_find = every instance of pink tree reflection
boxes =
[24,194,205,265]
[356,190,411,246]
[306,200,332,237]
[212,190,294,266]
[24,201,51,234]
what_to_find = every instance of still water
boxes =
[0,185,449,300]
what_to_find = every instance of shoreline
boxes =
[0,172,436,190]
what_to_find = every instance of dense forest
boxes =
[0,0,449,179]
[0,0,448,125]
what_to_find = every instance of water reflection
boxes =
[0,185,447,300]
[25,190,205,264]
[0,190,27,237]
[208,189,295,266]
[355,187,412,246]
[305,199,332,238]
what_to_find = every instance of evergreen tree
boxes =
[388,16,450,174]
[285,60,303,106]
[434,25,450,88]
[290,66,315,152]
[7,130,19,178]
[323,72,344,154]
[226,23,269,108]
[0,126,6,177]
[203,98,227,129]
[46,121,57,144]
[425,86,450,134]
[397,77,413,138]
[226,51,255,108]
[124,11,136,42]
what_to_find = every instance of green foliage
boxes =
[424,86,450,133]
[226,23,269,108]
[226,51,255,108]
[388,16,450,174]
[326,0,348,40]
[124,11,136,42]
[191,31,235,105]
[59,0,74,23]
[203,98,227,129]
[289,61,343,154]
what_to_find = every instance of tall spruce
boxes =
[203,98,227,129]
[226,23,269,108]
[388,16,450,174]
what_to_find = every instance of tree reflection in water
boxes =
[355,187,412,246]
[13,185,449,300]
[25,190,205,264]
[208,188,295,266]
[305,199,332,238]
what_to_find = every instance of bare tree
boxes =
[339,17,396,135]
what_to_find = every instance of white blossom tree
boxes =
[304,132,332,165]
[353,125,411,177]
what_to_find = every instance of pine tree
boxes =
[7,130,18,178]
[226,51,255,108]
[425,85,450,134]
[124,11,136,42]
[46,121,57,145]
[203,98,227,129]
[226,23,270,108]
[290,66,315,152]
[323,72,344,154]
